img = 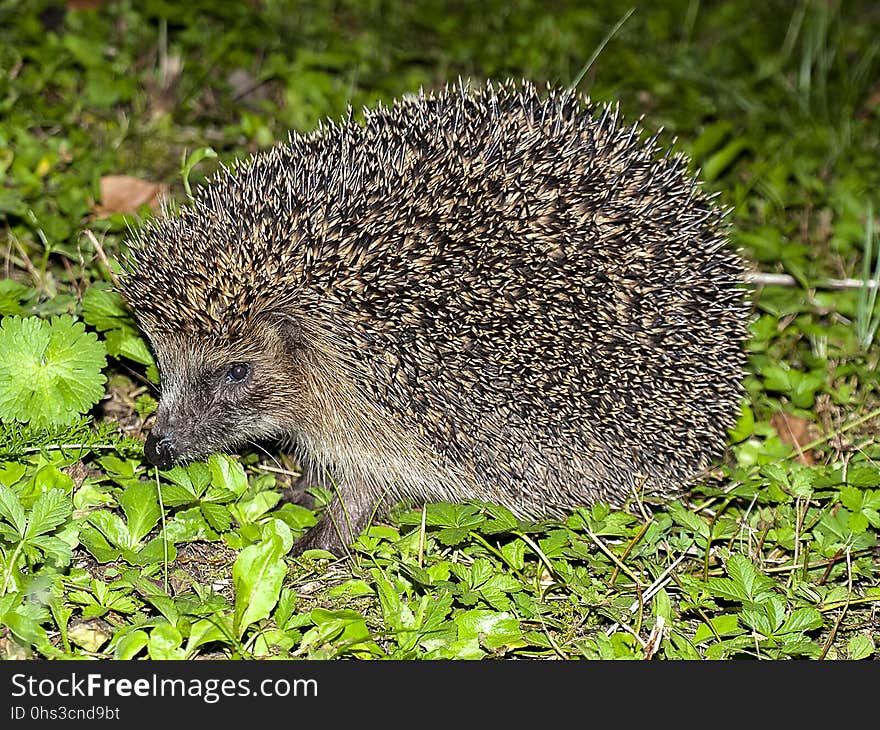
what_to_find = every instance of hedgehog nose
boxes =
[144,431,176,471]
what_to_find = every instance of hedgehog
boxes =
[120,79,749,556]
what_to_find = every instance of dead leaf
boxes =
[770,412,819,465]
[63,460,91,490]
[95,175,167,217]
[642,615,664,660]
[0,633,29,660]
[68,618,112,653]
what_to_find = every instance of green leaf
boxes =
[86,511,133,551]
[207,453,249,500]
[741,595,786,636]
[273,502,318,532]
[97,455,140,486]
[328,579,374,599]
[372,569,414,634]
[726,553,777,602]
[181,146,218,196]
[80,283,133,332]
[667,502,709,537]
[727,401,754,442]
[416,502,484,529]
[481,503,519,533]
[118,482,161,545]
[29,534,73,566]
[848,634,875,660]
[763,365,793,393]
[114,629,149,660]
[148,623,186,660]
[163,461,211,500]
[790,468,816,498]
[128,536,175,566]
[31,463,74,496]
[159,483,202,508]
[727,554,759,596]
[301,609,376,657]
[231,490,280,524]
[702,137,748,182]
[103,329,155,366]
[500,539,526,570]
[185,619,231,657]
[653,587,672,623]
[688,120,733,162]
[261,519,293,553]
[455,609,523,652]
[705,579,749,604]
[693,614,742,643]
[0,316,107,428]
[848,511,869,534]
[478,580,512,611]
[201,502,232,533]
[0,279,28,316]
[779,636,822,658]
[430,636,484,660]
[63,33,103,67]
[273,587,299,628]
[232,535,286,639]
[416,591,454,635]
[2,604,49,647]
[0,461,27,488]
[25,489,72,539]
[436,527,471,545]
[537,529,570,558]
[846,465,880,488]
[135,579,179,624]
[779,607,823,635]
[0,484,27,537]
[78,523,123,563]
[161,506,218,543]
[840,486,865,511]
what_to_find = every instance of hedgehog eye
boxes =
[225,362,251,384]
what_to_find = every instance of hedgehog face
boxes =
[143,323,308,469]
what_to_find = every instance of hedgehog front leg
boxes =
[291,494,375,556]
[289,459,377,555]
[291,497,374,555]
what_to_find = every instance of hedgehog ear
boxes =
[268,312,305,353]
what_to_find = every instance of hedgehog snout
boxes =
[144,429,177,471]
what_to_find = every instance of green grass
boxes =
[0,0,879,660]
